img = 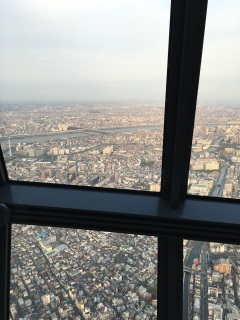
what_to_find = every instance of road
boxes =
[211,166,228,197]
[200,242,209,320]
[183,241,201,320]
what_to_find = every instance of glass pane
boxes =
[0,0,170,191]
[10,224,158,319]
[183,239,240,320]
[188,0,240,199]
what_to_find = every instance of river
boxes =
[1,122,238,146]
[0,125,163,145]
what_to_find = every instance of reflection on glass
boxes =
[183,239,240,320]
[0,0,170,191]
[188,0,240,199]
[10,224,158,319]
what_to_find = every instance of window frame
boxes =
[1,0,240,319]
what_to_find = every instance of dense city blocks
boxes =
[10,225,157,319]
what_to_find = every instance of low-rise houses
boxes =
[10,225,158,319]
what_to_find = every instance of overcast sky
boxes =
[198,0,240,103]
[0,0,239,103]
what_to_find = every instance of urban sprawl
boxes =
[1,102,240,319]
[1,102,240,197]
[10,225,157,319]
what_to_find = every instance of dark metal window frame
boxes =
[1,0,240,319]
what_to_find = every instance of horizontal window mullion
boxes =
[11,206,162,237]
[1,183,240,241]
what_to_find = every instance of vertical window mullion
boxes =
[161,0,187,201]
[158,237,183,320]
[167,238,183,320]
[161,0,208,208]
[0,146,8,186]
[0,204,11,320]
[158,238,168,319]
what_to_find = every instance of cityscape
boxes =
[0,102,240,198]
[10,225,157,319]
[0,103,164,192]
[0,101,240,319]
[0,0,239,319]
[183,240,240,320]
